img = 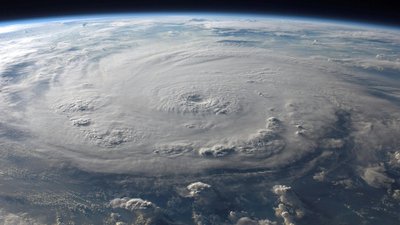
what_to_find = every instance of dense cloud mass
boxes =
[0,15,400,224]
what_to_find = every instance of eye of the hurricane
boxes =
[185,93,204,103]
[178,92,235,115]
[180,93,219,113]
[155,88,242,115]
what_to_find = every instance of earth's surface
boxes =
[0,14,400,225]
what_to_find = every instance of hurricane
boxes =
[0,15,400,225]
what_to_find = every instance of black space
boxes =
[0,0,399,27]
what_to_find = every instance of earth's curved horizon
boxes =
[0,14,399,225]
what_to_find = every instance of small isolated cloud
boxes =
[389,151,400,166]
[361,165,394,188]
[332,178,355,189]
[392,190,400,200]
[110,197,155,211]
[187,182,211,197]
[236,217,277,225]
[313,170,327,182]
[395,151,400,163]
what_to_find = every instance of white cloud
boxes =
[236,217,277,225]
[198,144,234,157]
[361,165,394,188]
[110,197,155,211]
[392,190,400,200]
[0,210,40,225]
[389,151,400,166]
[272,185,306,225]
[187,182,211,197]
[313,170,327,182]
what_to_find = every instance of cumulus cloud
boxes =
[198,144,234,157]
[272,185,306,225]
[313,170,327,182]
[185,181,232,225]
[0,210,40,225]
[332,178,355,189]
[238,129,285,158]
[186,182,212,197]
[389,151,400,166]
[110,197,155,211]
[228,211,277,225]
[236,217,277,225]
[361,165,394,188]
[109,197,176,225]
[392,190,400,200]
